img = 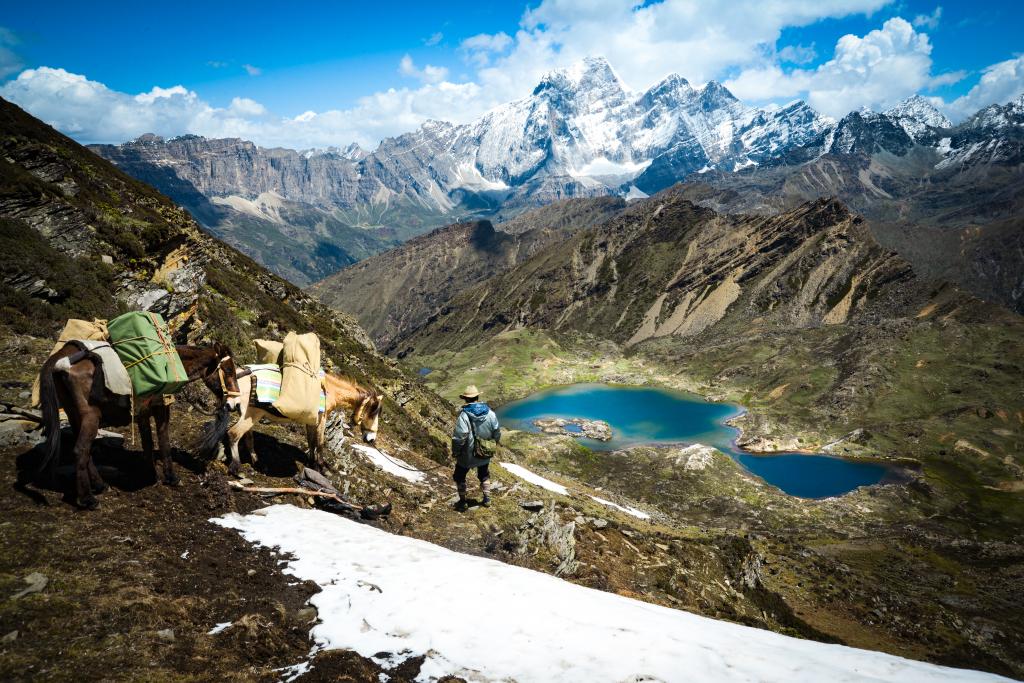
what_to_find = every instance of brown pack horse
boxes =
[222,370,382,475]
[36,342,240,509]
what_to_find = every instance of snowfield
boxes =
[214,505,1010,683]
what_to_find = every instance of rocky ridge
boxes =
[311,196,626,349]
[396,192,936,356]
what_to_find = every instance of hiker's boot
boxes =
[454,498,469,512]
[480,479,491,507]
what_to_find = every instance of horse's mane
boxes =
[326,373,381,415]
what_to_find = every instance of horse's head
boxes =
[201,342,242,411]
[353,392,384,443]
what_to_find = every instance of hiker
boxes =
[451,385,501,511]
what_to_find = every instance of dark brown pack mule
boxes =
[35,341,240,509]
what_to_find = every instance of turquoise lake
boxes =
[495,383,891,499]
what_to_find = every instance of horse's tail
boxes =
[193,403,231,459]
[37,353,64,476]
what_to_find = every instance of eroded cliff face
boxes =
[92,136,365,209]
[396,191,935,357]
[673,97,1024,315]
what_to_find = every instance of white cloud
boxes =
[424,32,443,47]
[912,6,942,30]
[243,64,262,76]
[0,26,23,78]
[726,17,968,117]
[229,97,266,117]
[945,55,1024,119]
[461,32,513,52]
[460,31,513,67]
[778,44,817,65]
[398,54,449,84]
[0,65,480,149]
[930,69,967,87]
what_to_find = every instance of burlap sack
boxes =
[254,339,283,365]
[273,332,322,426]
[31,318,109,406]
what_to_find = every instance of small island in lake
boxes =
[533,417,613,441]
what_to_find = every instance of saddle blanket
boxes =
[66,340,133,397]
[247,364,326,414]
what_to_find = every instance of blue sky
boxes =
[1,2,524,114]
[1,1,1022,149]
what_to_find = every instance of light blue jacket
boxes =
[452,402,501,468]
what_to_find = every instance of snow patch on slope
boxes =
[590,495,650,519]
[571,157,651,178]
[623,184,649,200]
[349,444,425,483]
[498,462,568,495]
[214,505,1009,683]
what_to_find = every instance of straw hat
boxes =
[459,385,481,400]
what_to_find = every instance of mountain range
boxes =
[89,56,1024,312]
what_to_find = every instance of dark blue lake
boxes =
[495,383,891,499]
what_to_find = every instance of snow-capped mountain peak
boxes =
[532,56,630,117]
[885,95,952,140]
[373,56,837,201]
[533,56,625,98]
[699,80,738,105]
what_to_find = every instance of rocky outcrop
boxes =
[533,417,612,441]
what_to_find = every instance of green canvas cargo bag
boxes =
[108,311,188,398]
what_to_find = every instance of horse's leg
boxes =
[244,429,257,464]
[53,381,78,484]
[227,416,254,477]
[154,404,177,486]
[67,402,106,495]
[138,411,156,481]
[316,416,327,468]
[73,409,101,509]
[86,453,107,495]
[305,424,321,470]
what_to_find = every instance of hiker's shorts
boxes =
[453,464,490,484]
